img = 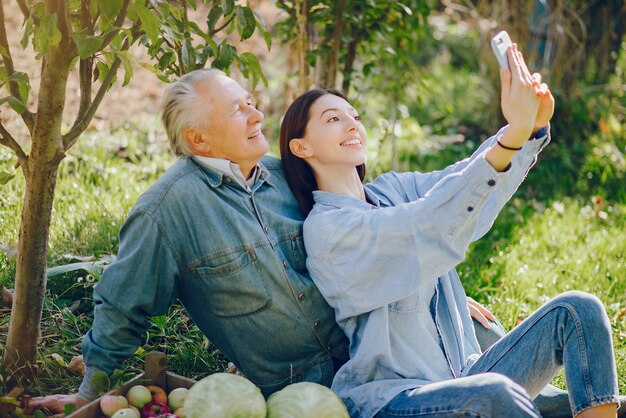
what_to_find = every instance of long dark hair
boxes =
[280,88,366,216]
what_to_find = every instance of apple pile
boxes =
[99,385,188,418]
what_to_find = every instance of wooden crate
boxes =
[67,351,196,418]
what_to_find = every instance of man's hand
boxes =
[27,393,87,418]
[467,297,496,329]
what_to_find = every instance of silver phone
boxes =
[491,31,512,69]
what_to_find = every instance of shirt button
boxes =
[282,260,287,268]
[263,226,269,234]
[487,179,496,186]
[298,292,305,301]
[225,177,232,183]
[314,321,321,329]
[327,345,332,351]
[467,206,474,212]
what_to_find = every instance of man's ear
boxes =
[183,127,210,155]
[289,138,313,159]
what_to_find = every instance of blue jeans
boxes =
[376,291,619,417]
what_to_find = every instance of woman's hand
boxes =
[499,44,542,146]
[530,72,555,132]
[467,297,496,329]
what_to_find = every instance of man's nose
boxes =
[248,105,264,122]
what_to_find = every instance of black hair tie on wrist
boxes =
[496,140,522,151]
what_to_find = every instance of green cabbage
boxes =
[183,373,266,418]
[266,382,349,418]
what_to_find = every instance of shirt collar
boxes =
[193,155,264,190]
[312,185,381,210]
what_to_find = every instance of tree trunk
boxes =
[3,43,71,382]
[324,0,344,89]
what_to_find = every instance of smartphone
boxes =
[491,31,512,69]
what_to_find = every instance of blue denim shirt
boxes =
[303,126,550,418]
[79,156,348,399]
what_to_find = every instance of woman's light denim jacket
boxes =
[304,126,550,418]
[79,156,349,399]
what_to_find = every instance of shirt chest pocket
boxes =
[192,248,271,317]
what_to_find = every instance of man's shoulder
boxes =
[261,155,283,172]
[133,158,202,212]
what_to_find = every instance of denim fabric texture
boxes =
[376,292,619,418]
[304,127,552,418]
[79,155,349,399]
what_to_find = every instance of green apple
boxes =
[100,395,128,417]
[126,385,152,409]
[167,388,189,411]
[111,408,140,418]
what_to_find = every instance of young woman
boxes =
[280,45,619,418]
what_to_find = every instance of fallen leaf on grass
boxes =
[6,386,23,399]
[68,355,85,376]
[615,308,626,322]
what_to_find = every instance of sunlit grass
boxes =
[460,198,626,393]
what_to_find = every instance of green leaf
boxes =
[63,404,77,415]
[158,51,175,68]
[238,52,267,88]
[0,171,15,186]
[207,6,223,33]
[0,96,26,114]
[181,42,197,73]
[20,19,34,49]
[235,6,256,40]
[72,31,103,59]
[97,0,123,21]
[136,4,160,43]
[221,0,235,16]
[33,13,62,55]
[91,370,110,395]
[114,51,134,87]
[213,44,236,70]
[256,19,271,50]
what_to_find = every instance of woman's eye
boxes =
[327,116,339,122]
[354,115,361,121]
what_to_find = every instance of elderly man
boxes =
[31,69,622,417]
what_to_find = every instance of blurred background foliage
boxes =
[0,0,624,396]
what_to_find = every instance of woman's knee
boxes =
[551,291,608,322]
[471,373,538,416]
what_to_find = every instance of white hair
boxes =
[161,68,225,156]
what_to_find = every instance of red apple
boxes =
[100,395,129,417]
[147,385,168,404]
[141,401,171,418]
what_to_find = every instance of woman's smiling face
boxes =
[296,93,367,168]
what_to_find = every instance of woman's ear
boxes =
[289,138,313,158]
[183,127,210,155]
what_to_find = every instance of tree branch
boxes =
[55,0,72,42]
[0,1,35,133]
[0,122,28,165]
[62,24,141,151]
[16,0,30,20]
[214,15,236,35]
[99,0,131,51]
